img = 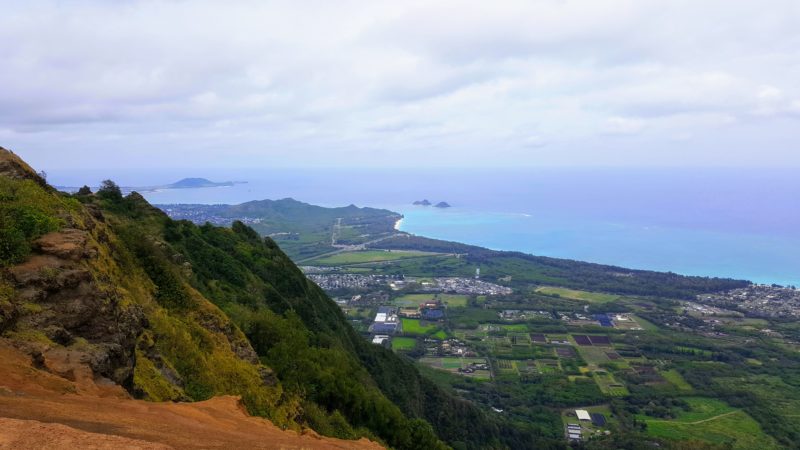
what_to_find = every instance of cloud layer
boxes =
[1,0,799,169]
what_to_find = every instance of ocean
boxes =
[49,167,800,286]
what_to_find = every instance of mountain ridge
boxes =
[1,147,549,449]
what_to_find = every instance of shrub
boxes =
[97,179,123,202]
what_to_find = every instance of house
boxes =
[576,410,592,421]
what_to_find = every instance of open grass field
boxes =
[501,324,529,332]
[535,286,621,303]
[640,398,779,449]
[420,357,491,380]
[661,369,693,391]
[714,375,800,433]
[400,318,440,335]
[630,314,659,331]
[573,342,611,366]
[308,250,437,266]
[391,337,417,351]
[393,293,468,308]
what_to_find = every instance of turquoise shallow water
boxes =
[49,167,800,286]
[395,207,800,286]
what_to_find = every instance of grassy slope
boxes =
[640,398,779,449]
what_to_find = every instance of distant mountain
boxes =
[166,177,239,189]
[54,177,245,194]
[434,201,451,208]
[157,198,402,261]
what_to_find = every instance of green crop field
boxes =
[393,293,468,308]
[640,398,778,449]
[630,314,660,331]
[574,344,611,366]
[535,286,620,303]
[661,369,693,391]
[401,318,440,335]
[501,324,529,332]
[309,250,437,266]
[391,337,417,351]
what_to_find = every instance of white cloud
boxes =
[0,0,799,169]
[603,117,645,136]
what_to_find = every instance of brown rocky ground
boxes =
[0,343,383,450]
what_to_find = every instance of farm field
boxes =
[391,337,417,351]
[535,286,621,303]
[420,357,491,380]
[393,293,468,308]
[640,398,779,449]
[400,318,440,335]
[593,371,629,396]
[661,369,693,391]
[309,250,437,265]
[501,323,529,332]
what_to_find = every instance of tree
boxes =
[77,185,92,195]
[97,179,123,201]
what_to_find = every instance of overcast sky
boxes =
[2,0,799,170]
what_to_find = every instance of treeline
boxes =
[372,235,749,299]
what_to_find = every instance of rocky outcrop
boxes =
[4,221,146,389]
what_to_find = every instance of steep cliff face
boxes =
[0,148,440,449]
[0,148,297,429]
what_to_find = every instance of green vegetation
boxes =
[420,357,491,380]
[17,149,800,449]
[1,153,561,450]
[394,293,468,308]
[392,337,417,351]
[372,235,748,299]
[640,398,779,449]
[661,369,693,391]
[309,250,436,266]
[535,286,621,303]
[157,199,401,260]
[401,318,440,335]
[0,177,73,265]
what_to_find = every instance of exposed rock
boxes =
[34,229,91,260]
[0,343,384,449]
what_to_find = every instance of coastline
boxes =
[394,217,404,231]
[397,208,798,286]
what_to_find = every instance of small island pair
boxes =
[413,199,451,208]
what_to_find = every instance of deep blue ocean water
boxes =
[50,168,800,286]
